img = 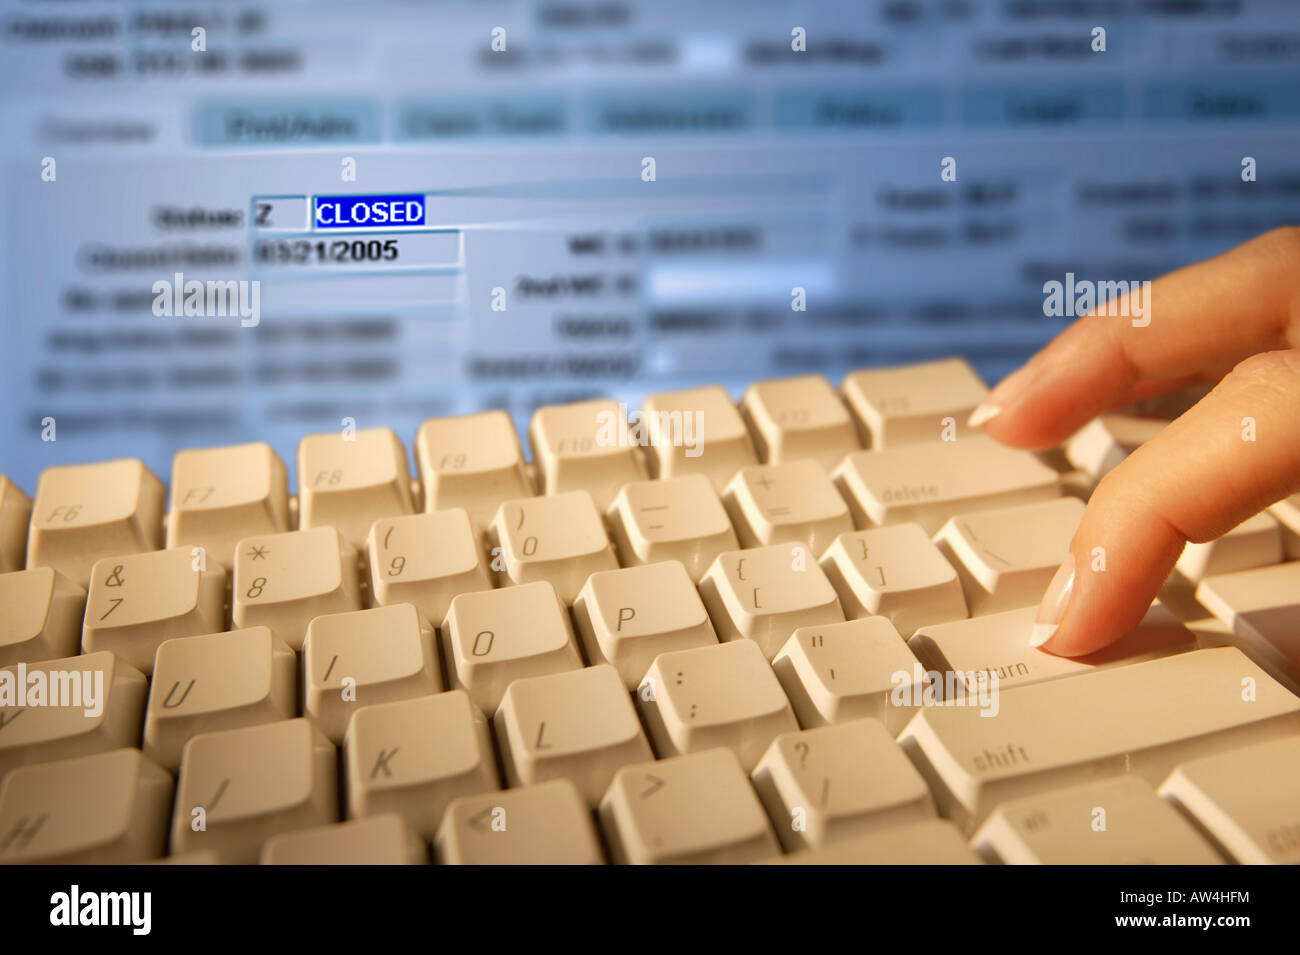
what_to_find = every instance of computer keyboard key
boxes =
[1175,510,1283,583]
[722,460,853,554]
[342,690,498,839]
[144,626,296,773]
[260,813,427,865]
[303,603,442,744]
[297,426,415,550]
[908,602,1196,697]
[1269,493,1300,560]
[842,358,988,448]
[166,442,290,569]
[0,748,172,864]
[753,718,935,852]
[699,543,844,660]
[0,567,85,667]
[436,779,603,865]
[27,458,165,585]
[416,410,533,530]
[82,548,226,675]
[739,374,859,471]
[529,399,648,510]
[231,526,362,650]
[772,617,925,733]
[367,509,493,624]
[832,436,1060,534]
[637,639,798,771]
[762,818,980,865]
[606,474,739,581]
[488,490,618,603]
[819,524,967,636]
[1064,414,1166,480]
[1159,735,1300,864]
[900,647,1300,833]
[972,775,1221,865]
[642,385,757,491]
[599,748,779,865]
[934,496,1085,615]
[573,561,717,689]
[0,651,146,778]
[440,580,583,713]
[494,664,653,804]
[0,477,32,573]
[1196,561,1300,687]
[171,717,338,864]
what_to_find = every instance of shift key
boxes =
[899,646,1300,833]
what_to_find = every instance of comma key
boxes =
[437,779,603,865]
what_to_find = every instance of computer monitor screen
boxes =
[3,0,1299,488]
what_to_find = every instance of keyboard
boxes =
[2,355,1300,865]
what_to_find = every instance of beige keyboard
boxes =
[3,356,1300,865]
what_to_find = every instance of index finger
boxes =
[974,227,1300,450]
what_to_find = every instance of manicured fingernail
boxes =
[983,364,1039,416]
[967,404,1002,427]
[1030,553,1075,648]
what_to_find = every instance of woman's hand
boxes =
[972,227,1300,655]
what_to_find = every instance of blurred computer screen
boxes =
[2,0,1299,488]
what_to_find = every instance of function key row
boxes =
[2,359,996,582]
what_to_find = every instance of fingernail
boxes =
[967,404,1002,427]
[1030,553,1075,648]
[982,364,1039,417]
